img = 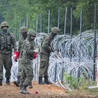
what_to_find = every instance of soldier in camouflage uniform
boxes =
[0,21,17,86]
[39,27,60,84]
[20,30,36,94]
[13,26,28,86]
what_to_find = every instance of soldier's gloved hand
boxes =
[33,52,38,59]
[34,48,39,53]
[14,51,20,62]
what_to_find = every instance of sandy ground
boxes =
[0,81,98,98]
[0,81,67,98]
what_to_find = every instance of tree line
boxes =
[0,0,98,38]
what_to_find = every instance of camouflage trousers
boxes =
[20,60,33,86]
[0,53,12,80]
[17,58,22,79]
[39,53,49,77]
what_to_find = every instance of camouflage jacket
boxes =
[0,31,17,54]
[41,34,53,55]
[21,39,35,63]
[18,35,26,53]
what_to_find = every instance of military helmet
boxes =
[20,26,28,33]
[0,21,9,28]
[28,30,36,37]
[51,27,60,34]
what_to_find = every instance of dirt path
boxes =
[0,81,67,98]
[0,81,98,98]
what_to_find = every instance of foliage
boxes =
[0,0,97,39]
[64,73,79,89]
[64,72,95,90]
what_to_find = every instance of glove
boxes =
[14,51,20,62]
[33,52,38,59]
[34,48,39,53]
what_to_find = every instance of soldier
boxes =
[20,30,37,94]
[39,27,60,84]
[13,26,28,85]
[14,26,33,88]
[0,21,17,85]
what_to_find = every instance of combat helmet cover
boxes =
[51,27,60,34]
[20,26,28,33]
[0,21,9,28]
[28,30,36,37]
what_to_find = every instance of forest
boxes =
[0,0,98,39]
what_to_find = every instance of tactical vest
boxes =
[41,34,52,55]
[0,32,12,51]
[21,40,35,60]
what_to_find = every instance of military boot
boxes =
[20,85,23,93]
[13,81,19,87]
[17,76,20,84]
[13,76,20,87]
[0,79,2,86]
[44,76,52,84]
[39,77,44,84]
[28,82,33,89]
[6,78,10,85]
[20,85,30,94]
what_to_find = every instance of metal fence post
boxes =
[93,4,97,81]
[40,13,42,32]
[58,7,60,28]
[48,10,50,34]
[36,15,38,33]
[64,7,67,35]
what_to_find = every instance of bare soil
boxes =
[0,81,98,98]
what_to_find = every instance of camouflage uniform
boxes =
[20,30,36,94]
[0,21,17,85]
[39,27,60,84]
[17,26,28,81]
[13,26,28,87]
